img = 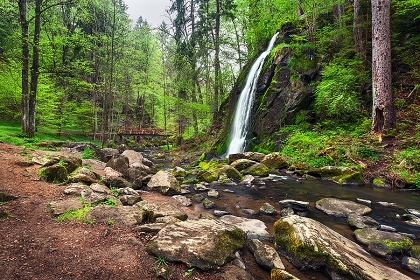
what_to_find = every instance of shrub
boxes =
[315,59,367,120]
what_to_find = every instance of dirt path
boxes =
[0,143,220,280]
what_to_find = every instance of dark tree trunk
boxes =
[214,0,221,113]
[354,0,365,63]
[18,0,29,134]
[371,0,395,134]
[27,0,43,138]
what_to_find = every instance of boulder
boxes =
[261,152,288,170]
[40,164,68,183]
[221,165,243,182]
[228,152,265,164]
[42,155,82,174]
[316,198,371,217]
[146,170,181,196]
[48,198,84,216]
[117,188,142,206]
[203,198,216,209]
[99,148,119,162]
[347,214,380,229]
[105,155,130,176]
[354,228,413,257]
[271,269,300,280]
[259,202,277,215]
[102,167,132,189]
[146,219,245,270]
[171,166,187,177]
[279,199,309,212]
[137,200,188,221]
[220,215,270,240]
[197,169,219,183]
[63,183,87,195]
[81,183,114,204]
[231,159,258,172]
[87,205,145,226]
[172,195,192,207]
[221,264,255,280]
[248,239,285,270]
[242,163,269,176]
[273,215,413,279]
[68,167,100,184]
[402,257,420,275]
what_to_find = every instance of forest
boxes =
[0,0,419,188]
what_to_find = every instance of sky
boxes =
[124,0,171,27]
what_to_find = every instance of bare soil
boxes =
[0,143,222,280]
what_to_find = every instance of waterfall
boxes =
[226,32,279,156]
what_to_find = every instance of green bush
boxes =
[315,59,367,120]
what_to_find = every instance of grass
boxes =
[55,206,93,223]
[0,121,99,149]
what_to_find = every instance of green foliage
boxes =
[392,146,420,188]
[101,198,117,206]
[315,58,367,120]
[184,268,195,277]
[55,206,93,223]
[198,160,219,171]
[82,147,94,159]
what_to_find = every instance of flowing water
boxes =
[226,33,279,155]
[187,173,420,279]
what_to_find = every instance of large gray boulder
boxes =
[231,159,258,172]
[146,219,245,270]
[102,167,132,189]
[137,199,188,221]
[354,228,413,257]
[220,215,270,240]
[248,239,284,270]
[316,198,371,217]
[81,183,115,204]
[87,205,145,226]
[48,197,84,216]
[261,152,288,170]
[273,215,413,279]
[146,170,181,195]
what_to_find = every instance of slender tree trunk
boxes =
[354,0,366,64]
[26,0,43,137]
[371,0,395,134]
[214,0,221,113]
[18,0,29,134]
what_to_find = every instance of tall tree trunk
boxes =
[371,0,395,134]
[354,0,365,64]
[214,0,221,113]
[27,0,43,137]
[18,0,29,134]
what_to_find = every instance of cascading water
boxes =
[226,32,279,156]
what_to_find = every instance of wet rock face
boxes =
[273,215,414,280]
[146,219,245,270]
[315,198,372,217]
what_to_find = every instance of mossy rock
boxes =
[231,159,257,171]
[373,177,389,188]
[261,152,288,170]
[42,155,82,174]
[354,228,413,256]
[273,218,328,270]
[197,169,219,183]
[242,163,269,177]
[271,269,300,280]
[220,165,243,182]
[410,245,420,259]
[333,172,364,185]
[40,164,68,183]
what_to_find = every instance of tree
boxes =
[371,0,395,134]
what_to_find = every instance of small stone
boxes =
[214,210,230,217]
[242,209,257,216]
[203,198,215,209]
[208,189,219,198]
[357,198,372,205]
[379,224,397,232]
[259,202,277,215]
[191,193,205,203]
[172,195,192,207]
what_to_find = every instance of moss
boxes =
[55,206,93,223]
[382,238,413,250]
[333,172,364,185]
[214,228,245,262]
[273,219,327,263]
[373,177,387,187]
[410,245,420,258]
[197,169,219,183]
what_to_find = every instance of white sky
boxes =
[124,0,171,27]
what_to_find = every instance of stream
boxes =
[186,172,420,279]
